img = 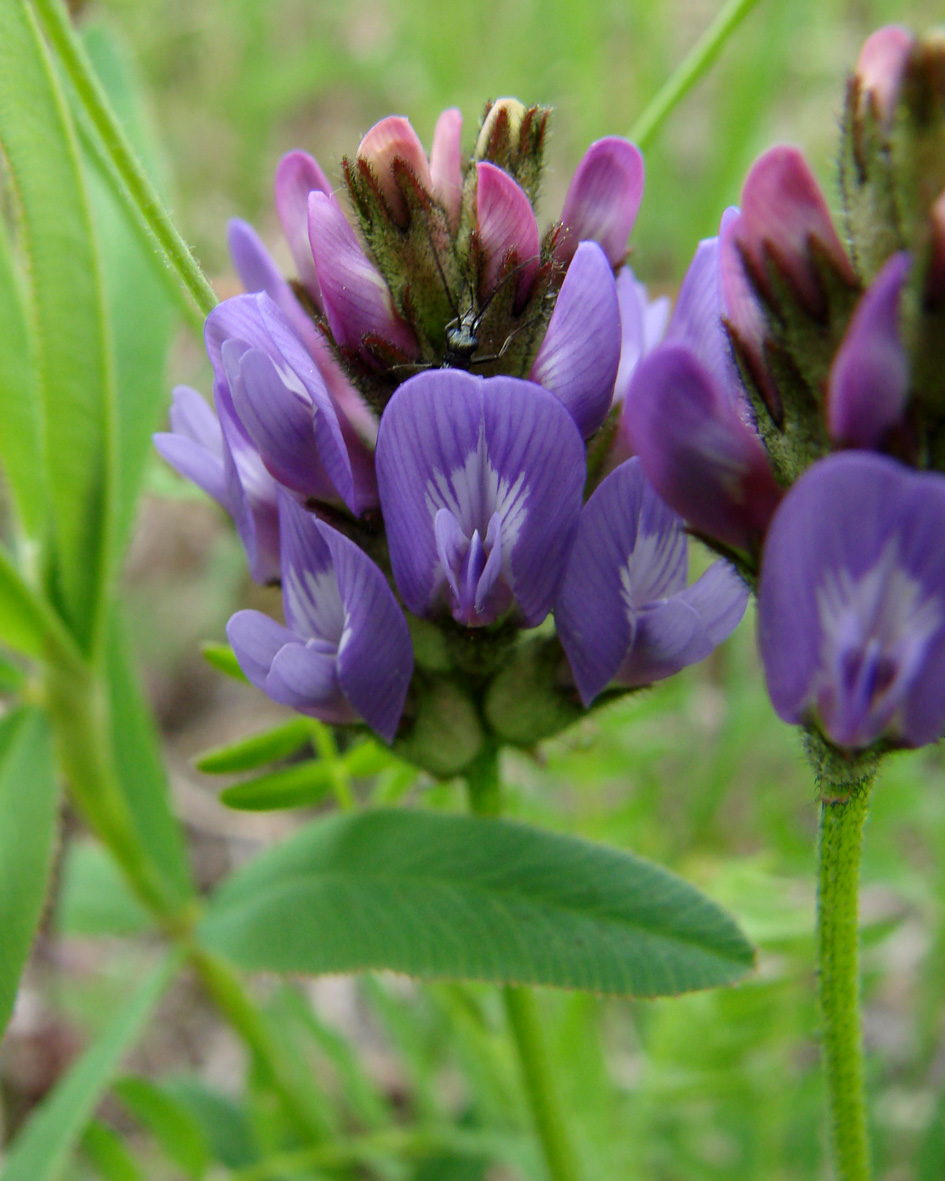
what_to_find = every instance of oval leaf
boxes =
[199,811,755,996]
[0,708,58,1039]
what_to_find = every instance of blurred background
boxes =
[6,0,945,1177]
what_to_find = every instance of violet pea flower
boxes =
[827,252,911,450]
[623,215,783,556]
[228,492,413,743]
[154,384,281,585]
[556,458,748,705]
[376,370,586,628]
[205,291,379,515]
[555,136,645,268]
[758,452,945,750]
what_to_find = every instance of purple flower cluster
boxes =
[156,105,746,749]
[623,25,945,754]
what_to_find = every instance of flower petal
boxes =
[307,192,418,357]
[206,292,356,509]
[665,213,740,393]
[529,241,621,436]
[827,252,911,449]
[475,162,540,305]
[856,26,915,124]
[430,107,463,230]
[154,387,227,504]
[556,137,644,268]
[227,609,296,692]
[734,146,856,312]
[624,344,782,554]
[216,381,281,584]
[358,115,434,226]
[376,369,585,626]
[321,523,414,743]
[274,149,332,301]
[758,452,945,749]
[226,218,324,356]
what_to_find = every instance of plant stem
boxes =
[188,948,332,1143]
[816,762,875,1181]
[31,0,218,324]
[465,745,584,1181]
[629,0,765,150]
[44,658,182,922]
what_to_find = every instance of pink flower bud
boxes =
[308,192,418,360]
[733,146,856,317]
[855,25,915,125]
[475,161,540,305]
[556,138,644,268]
[430,108,464,231]
[357,116,434,227]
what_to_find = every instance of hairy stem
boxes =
[465,744,584,1181]
[629,0,765,149]
[814,747,875,1181]
[31,0,217,325]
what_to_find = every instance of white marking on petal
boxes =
[423,424,528,558]
[813,541,942,736]
[619,527,684,616]
[284,566,346,644]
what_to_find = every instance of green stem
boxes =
[45,653,329,1141]
[629,0,765,150]
[465,745,583,1181]
[44,658,181,922]
[310,720,357,811]
[816,764,875,1181]
[31,0,218,323]
[188,949,332,1143]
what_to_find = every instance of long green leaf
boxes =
[0,212,45,539]
[0,1,115,650]
[199,811,755,996]
[79,22,175,561]
[114,1077,210,1181]
[0,543,65,660]
[0,709,58,1039]
[0,954,178,1181]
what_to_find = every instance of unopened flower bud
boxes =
[855,25,916,125]
[356,115,434,229]
[475,97,526,159]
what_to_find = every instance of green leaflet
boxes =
[114,1077,211,1181]
[0,2,115,651]
[200,810,755,997]
[0,954,179,1181]
[0,709,58,1040]
[195,718,314,775]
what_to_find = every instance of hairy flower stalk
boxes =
[620,25,945,1181]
